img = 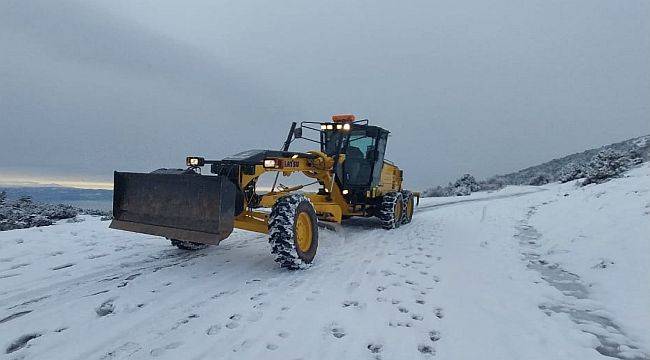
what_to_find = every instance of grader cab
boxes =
[110,115,418,269]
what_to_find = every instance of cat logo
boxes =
[283,159,300,168]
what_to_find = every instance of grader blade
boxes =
[110,172,237,245]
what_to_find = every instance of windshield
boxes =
[322,129,372,156]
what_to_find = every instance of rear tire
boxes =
[169,239,209,250]
[269,194,319,270]
[401,190,414,224]
[378,191,403,229]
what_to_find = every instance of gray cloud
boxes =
[1,0,649,188]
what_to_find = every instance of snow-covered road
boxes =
[1,165,649,360]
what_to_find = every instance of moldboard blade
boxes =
[110,171,236,245]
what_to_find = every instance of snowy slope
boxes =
[0,166,649,360]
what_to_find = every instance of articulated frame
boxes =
[232,151,363,234]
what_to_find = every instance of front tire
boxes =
[269,194,319,270]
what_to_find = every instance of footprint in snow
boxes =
[367,343,383,354]
[211,291,230,299]
[250,292,267,301]
[6,333,42,354]
[329,325,346,339]
[418,344,435,355]
[411,314,424,321]
[266,343,278,351]
[206,324,221,335]
[226,314,241,329]
[125,273,141,281]
[171,314,198,330]
[96,299,115,317]
[51,263,75,271]
[277,331,290,339]
[150,342,183,357]
[0,310,32,325]
[342,300,365,309]
[100,341,142,359]
[389,321,412,328]
[8,263,30,270]
[434,308,443,319]
[398,306,409,313]
[429,330,441,342]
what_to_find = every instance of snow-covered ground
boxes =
[1,165,648,360]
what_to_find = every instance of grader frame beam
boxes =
[231,151,359,234]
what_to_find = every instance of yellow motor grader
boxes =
[110,115,418,269]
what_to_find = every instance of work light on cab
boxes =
[186,156,205,167]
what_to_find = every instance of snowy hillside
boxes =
[1,165,649,359]
[488,134,650,186]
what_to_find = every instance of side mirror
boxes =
[293,127,303,139]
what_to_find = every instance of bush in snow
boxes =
[0,196,80,231]
[527,173,551,186]
[423,174,488,197]
[452,174,481,196]
[558,162,587,183]
[478,178,506,192]
[422,185,452,197]
[582,148,634,185]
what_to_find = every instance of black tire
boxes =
[269,194,319,270]
[378,191,403,229]
[169,239,209,250]
[401,190,414,224]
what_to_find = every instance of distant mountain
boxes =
[488,135,649,186]
[0,186,113,203]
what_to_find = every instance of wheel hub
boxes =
[295,212,313,252]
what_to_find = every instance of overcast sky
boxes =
[1,0,649,189]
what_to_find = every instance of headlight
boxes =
[326,124,334,130]
[342,123,351,130]
[342,189,349,195]
[186,156,205,167]
[336,124,343,130]
[320,124,327,130]
[263,159,277,168]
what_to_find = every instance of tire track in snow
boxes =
[416,188,546,213]
[516,205,649,360]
